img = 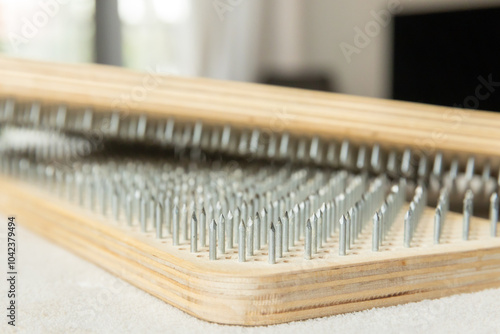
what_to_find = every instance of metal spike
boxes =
[370,144,381,172]
[209,219,217,260]
[247,217,254,257]
[234,207,241,246]
[349,206,356,247]
[191,211,197,252]
[208,204,215,223]
[55,105,67,128]
[200,207,207,247]
[482,162,491,184]
[340,140,350,167]
[463,190,473,240]
[433,152,443,177]
[28,102,40,124]
[136,115,147,139]
[249,129,260,153]
[216,201,222,220]
[339,215,347,256]
[293,204,300,243]
[276,218,283,258]
[82,109,93,131]
[418,155,427,180]
[164,118,175,143]
[296,138,307,161]
[345,211,351,250]
[239,130,250,155]
[269,223,276,264]
[310,136,320,161]
[173,205,180,246]
[491,193,499,237]
[284,211,291,251]
[380,202,387,241]
[227,210,234,249]
[449,158,459,180]
[239,220,246,262]
[299,201,305,239]
[312,213,318,254]
[305,219,312,260]
[220,125,231,150]
[241,201,248,224]
[272,200,279,225]
[254,212,261,250]
[465,156,475,181]
[279,133,290,158]
[326,142,337,166]
[387,150,398,176]
[109,112,120,135]
[218,214,226,254]
[404,210,412,247]
[401,148,412,176]
[317,210,323,250]
[321,204,327,243]
[434,207,441,245]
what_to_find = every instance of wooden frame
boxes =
[1,56,500,325]
[0,175,499,325]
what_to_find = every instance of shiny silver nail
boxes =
[218,214,226,254]
[209,219,217,260]
[247,217,254,257]
[339,215,346,256]
[490,193,498,237]
[276,218,283,258]
[239,220,246,262]
[434,206,441,245]
[191,211,197,252]
[305,219,312,260]
[269,223,276,264]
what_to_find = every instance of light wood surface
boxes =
[2,56,500,325]
[1,175,499,326]
[1,56,500,164]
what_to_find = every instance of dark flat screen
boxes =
[392,7,500,112]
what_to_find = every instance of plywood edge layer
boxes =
[1,176,500,325]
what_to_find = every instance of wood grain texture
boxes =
[2,56,500,325]
[1,175,499,326]
[1,56,500,163]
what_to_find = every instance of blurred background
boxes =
[0,0,499,110]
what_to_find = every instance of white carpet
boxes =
[1,223,499,334]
